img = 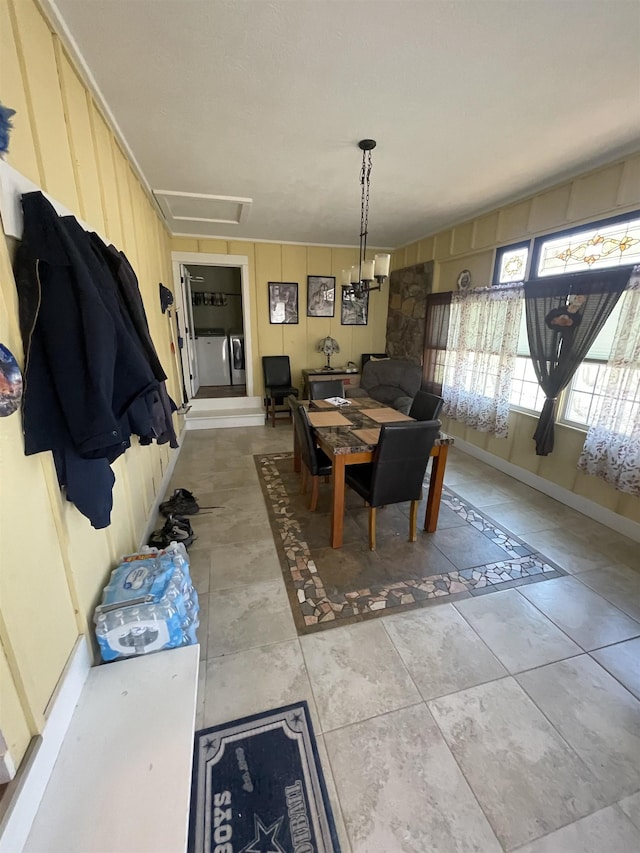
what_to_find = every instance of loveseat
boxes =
[346,357,422,414]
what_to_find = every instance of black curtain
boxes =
[422,292,451,394]
[525,267,631,455]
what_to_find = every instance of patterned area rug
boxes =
[256,453,567,635]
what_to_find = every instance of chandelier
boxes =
[342,139,391,300]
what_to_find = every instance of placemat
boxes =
[351,427,381,445]
[307,411,352,427]
[365,408,415,423]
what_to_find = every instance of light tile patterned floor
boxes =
[168,425,640,853]
[256,451,565,630]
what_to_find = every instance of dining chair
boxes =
[345,419,441,550]
[292,403,332,511]
[409,390,444,421]
[262,355,299,427]
[308,379,345,400]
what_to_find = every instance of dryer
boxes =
[228,333,246,385]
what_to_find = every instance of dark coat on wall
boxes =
[14,191,177,528]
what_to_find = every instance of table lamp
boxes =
[317,336,340,370]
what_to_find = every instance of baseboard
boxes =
[453,437,640,543]
[138,427,186,549]
[0,636,92,853]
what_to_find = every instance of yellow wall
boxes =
[0,0,181,771]
[391,153,640,526]
[171,238,389,394]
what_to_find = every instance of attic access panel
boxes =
[153,189,252,233]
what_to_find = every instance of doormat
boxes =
[256,453,566,634]
[188,702,340,853]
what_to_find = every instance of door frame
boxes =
[177,264,200,398]
[171,252,254,398]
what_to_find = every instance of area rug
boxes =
[256,452,567,634]
[188,702,340,853]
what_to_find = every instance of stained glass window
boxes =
[536,215,640,277]
[494,242,530,284]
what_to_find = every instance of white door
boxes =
[179,264,199,397]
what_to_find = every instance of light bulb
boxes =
[361,260,375,281]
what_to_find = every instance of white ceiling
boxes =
[52,0,640,249]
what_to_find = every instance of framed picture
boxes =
[341,286,369,325]
[268,282,299,324]
[306,275,336,318]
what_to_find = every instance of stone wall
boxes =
[385,260,433,364]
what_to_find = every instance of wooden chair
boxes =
[345,419,441,550]
[409,390,444,421]
[308,379,345,400]
[262,356,298,427]
[292,404,332,511]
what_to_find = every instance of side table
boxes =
[301,368,360,399]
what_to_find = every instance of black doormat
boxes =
[256,452,566,634]
[188,702,341,853]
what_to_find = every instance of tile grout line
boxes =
[512,582,640,653]
[422,690,507,851]
[513,669,625,813]
[507,802,640,852]
[314,732,355,853]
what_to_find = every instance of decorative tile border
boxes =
[257,453,565,632]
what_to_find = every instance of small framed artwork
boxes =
[307,275,336,318]
[341,286,369,325]
[268,282,299,324]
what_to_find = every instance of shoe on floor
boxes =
[159,488,200,517]
[148,514,196,549]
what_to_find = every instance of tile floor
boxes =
[258,453,566,631]
[167,425,640,852]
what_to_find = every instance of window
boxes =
[495,212,638,425]
[508,307,546,413]
[558,295,637,430]
[422,294,451,395]
[494,241,530,284]
[510,355,546,412]
[532,210,640,278]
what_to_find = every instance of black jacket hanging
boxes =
[14,191,178,528]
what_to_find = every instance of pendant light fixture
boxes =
[342,139,391,299]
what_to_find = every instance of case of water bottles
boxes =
[93,541,200,662]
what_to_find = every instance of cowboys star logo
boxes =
[240,814,286,853]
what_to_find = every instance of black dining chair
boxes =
[308,379,345,401]
[409,390,444,421]
[292,403,333,511]
[345,419,441,550]
[262,356,299,427]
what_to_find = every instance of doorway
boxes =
[171,252,253,404]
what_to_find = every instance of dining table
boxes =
[292,396,454,549]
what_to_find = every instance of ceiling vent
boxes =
[153,190,252,234]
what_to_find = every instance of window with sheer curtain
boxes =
[577,272,640,496]
[442,285,523,438]
[495,211,640,429]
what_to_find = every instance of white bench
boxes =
[21,645,199,853]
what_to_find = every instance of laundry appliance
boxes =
[228,333,246,385]
[194,328,231,386]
